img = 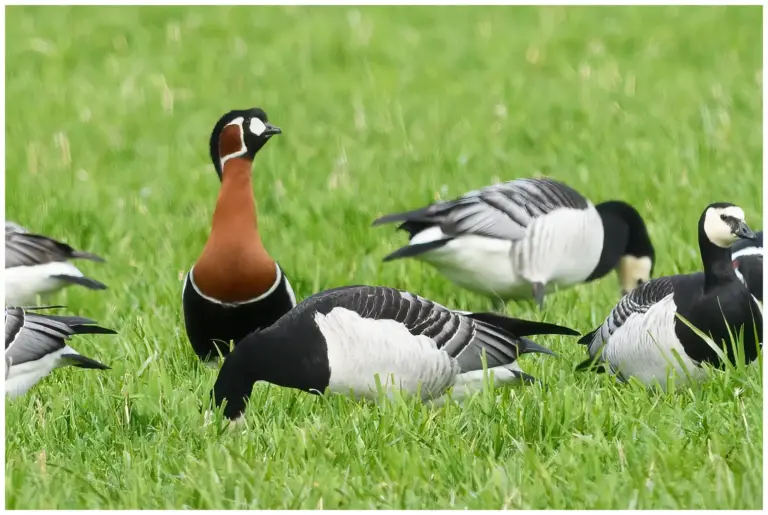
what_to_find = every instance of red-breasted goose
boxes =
[5,222,107,306]
[183,108,297,364]
[208,285,579,421]
[5,306,114,398]
[577,203,762,387]
[373,177,655,310]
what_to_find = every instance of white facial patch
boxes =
[704,206,746,248]
[249,117,267,136]
[617,255,653,294]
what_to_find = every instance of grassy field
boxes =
[4,5,763,509]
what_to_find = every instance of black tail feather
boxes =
[70,250,106,263]
[372,206,436,227]
[382,240,452,262]
[577,327,600,346]
[468,312,580,337]
[51,275,108,290]
[575,356,608,373]
[517,336,557,357]
[60,353,110,370]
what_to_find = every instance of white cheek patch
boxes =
[249,117,267,136]
[617,256,653,293]
[704,207,746,248]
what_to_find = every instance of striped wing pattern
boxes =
[308,285,524,370]
[422,178,589,241]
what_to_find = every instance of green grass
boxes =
[4,5,763,509]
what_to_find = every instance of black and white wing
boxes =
[576,277,676,369]
[302,285,577,371]
[5,224,105,268]
[5,307,115,367]
[372,177,590,241]
[731,230,763,302]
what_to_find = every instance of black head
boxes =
[700,202,756,248]
[208,107,282,179]
[594,200,656,294]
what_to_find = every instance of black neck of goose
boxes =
[211,334,279,420]
[586,210,628,281]
[698,216,740,292]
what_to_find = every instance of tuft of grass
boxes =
[5,5,762,509]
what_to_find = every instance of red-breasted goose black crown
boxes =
[5,221,107,306]
[372,177,655,310]
[5,305,114,398]
[208,285,579,421]
[577,202,762,387]
[183,108,297,364]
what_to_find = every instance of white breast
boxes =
[511,206,604,287]
[313,307,460,400]
[600,295,708,387]
[5,262,85,305]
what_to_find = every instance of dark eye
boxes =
[636,279,644,286]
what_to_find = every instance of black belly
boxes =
[182,265,297,361]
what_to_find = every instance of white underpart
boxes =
[592,295,708,387]
[5,262,87,306]
[407,206,604,300]
[314,307,527,402]
[617,256,653,293]
[5,345,81,399]
[704,206,746,248]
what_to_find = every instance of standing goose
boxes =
[183,108,297,364]
[5,222,107,306]
[5,306,114,398]
[372,177,655,310]
[209,285,579,421]
[576,203,762,387]
[731,230,762,302]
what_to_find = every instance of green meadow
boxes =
[4,5,762,509]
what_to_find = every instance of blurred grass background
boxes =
[4,5,763,509]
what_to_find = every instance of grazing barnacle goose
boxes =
[5,221,107,306]
[208,285,579,421]
[731,230,762,302]
[372,177,654,310]
[5,306,114,398]
[183,108,297,365]
[577,203,762,387]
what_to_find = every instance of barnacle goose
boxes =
[5,222,107,306]
[208,285,579,421]
[182,108,297,365]
[5,306,114,398]
[577,203,762,387]
[373,177,654,310]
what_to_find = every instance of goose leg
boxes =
[532,282,546,310]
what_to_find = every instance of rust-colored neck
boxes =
[193,156,278,302]
[212,157,257,234]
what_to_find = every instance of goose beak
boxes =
[263,122,282,136]
[735,221,757,241]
